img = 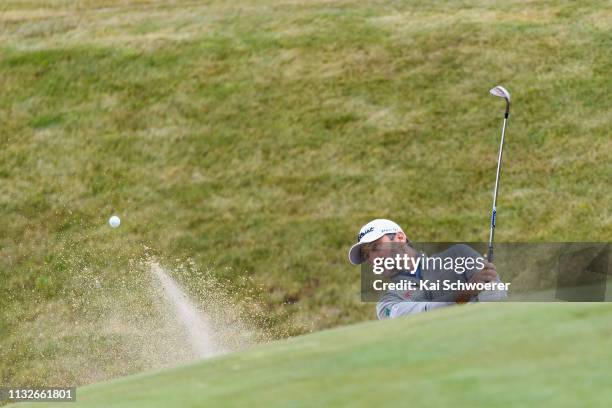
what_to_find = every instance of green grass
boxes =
[1,0,610,389]
[9,302,612,407]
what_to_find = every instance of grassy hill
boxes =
[1,0,610,389]
[9,302,612,407]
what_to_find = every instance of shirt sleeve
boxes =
[376,291,455,320]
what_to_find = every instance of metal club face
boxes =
[489,85,511,102]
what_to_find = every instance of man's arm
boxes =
[376,291,454,320]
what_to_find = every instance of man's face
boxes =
[361,232,407,264]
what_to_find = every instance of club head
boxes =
[490,85,510,117]
[489,85,511,102]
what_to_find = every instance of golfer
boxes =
[348,219,507,319]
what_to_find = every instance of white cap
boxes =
[348,219,404,265]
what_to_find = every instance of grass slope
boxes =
[11,302,612,408]
[1,0,610,386]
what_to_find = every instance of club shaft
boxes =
[487,116,508,262]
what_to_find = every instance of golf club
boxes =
[487,85,511,263]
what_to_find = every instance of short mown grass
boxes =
[10,303,612,408]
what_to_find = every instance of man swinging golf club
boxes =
[348,219,507,319]
[348,86,511,319]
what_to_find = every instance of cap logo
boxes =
[358,226,374,242]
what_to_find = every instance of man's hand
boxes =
[455,262,498,303]
[470,262,498,285]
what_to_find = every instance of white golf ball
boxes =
[109,215,121,228]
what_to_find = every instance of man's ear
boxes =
[395,231,407,242]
